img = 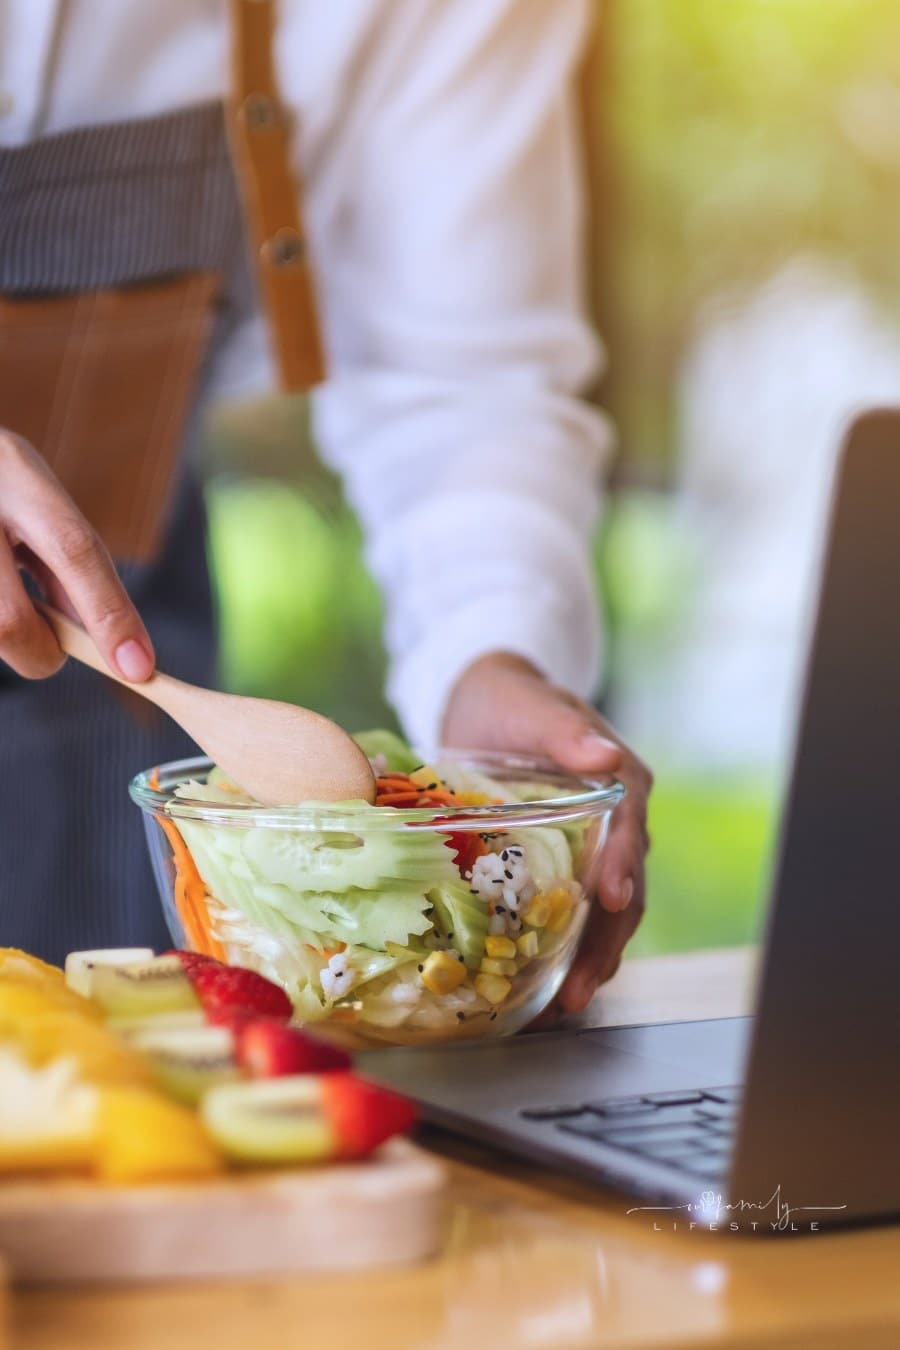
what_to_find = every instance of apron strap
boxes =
[228,0,326,392]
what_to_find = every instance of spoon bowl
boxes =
[39,605,376,805]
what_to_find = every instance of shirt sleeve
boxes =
[308,0,613,748]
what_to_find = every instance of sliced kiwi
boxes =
[108,1008,207,1038]
[88,955,199,1018]
[132,1025,239,1105]
[64,948,154,998]
[428,882,489,968]
[201,1078,333,1163]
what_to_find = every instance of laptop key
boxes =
[678,1156,730,1180]
[590,1104,715,1133]
[586,1097,659,1118]
[601,1125,708,1151]
[700,1119,736,1136]
[649,1142,710,1164]
[520,1104,586,1121]
[702,1086,742,1104]
[695,1103,738,1122]
[557,1116,617,1143]
[643,1089,705,1107]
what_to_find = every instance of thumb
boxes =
[535,703,623,776]
[495,671,623,775]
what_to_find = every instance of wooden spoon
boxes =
[39,604,376,806]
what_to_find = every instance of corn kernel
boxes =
[485,935,516,959]
[523,893,552,927]
[516,930,539,960]
[479,957,517,977]
[473,973,512,1005]
[420,950,468,996]
[546,886,574,933]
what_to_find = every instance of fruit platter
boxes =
[0,945,444,1282]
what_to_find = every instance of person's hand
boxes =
[0,430,154,680]
[441,651,652,1018]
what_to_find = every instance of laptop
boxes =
[362,410,900,1231]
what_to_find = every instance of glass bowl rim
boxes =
[129,752,626,833]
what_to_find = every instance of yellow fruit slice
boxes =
[0,948,67,988]
[94,1087,222,1184]
[0,1047,97,1174]
[0,971,101,1021]
[1,1011,150,1088]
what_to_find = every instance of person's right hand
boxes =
[0,430,155,681]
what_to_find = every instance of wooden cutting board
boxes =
[0,1139,445,1283]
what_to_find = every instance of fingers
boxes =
[443,652,623,774]
[0,533,66,677]
[441,650,654,1023]
[0,432,155,681]
[556,881,646,1014]
[594,794,648,913]
[530,702,624,777]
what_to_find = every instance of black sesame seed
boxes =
[456,1011,465,1021]
[493,877,503,886]
[496,905,506,914]
[504,869,513,880]
[447,931,454,939]
[457,953,465,963]
[470,888,479,895]
[417,964,424,972]
[426,782,437,791]
[500,849,509,861]
[490,1011,498,1021]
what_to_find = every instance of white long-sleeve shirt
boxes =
[0,0,612,746]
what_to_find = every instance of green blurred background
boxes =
[201,1,900,956]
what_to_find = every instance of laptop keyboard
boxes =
[520,1086,741,1180]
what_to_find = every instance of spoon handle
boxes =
[37,603,188,716]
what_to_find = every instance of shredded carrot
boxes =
[157,815,226,961]
[375,773,459,810]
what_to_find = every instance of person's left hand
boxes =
[441,651,652,1019]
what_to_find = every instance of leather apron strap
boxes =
[227,0,326,393]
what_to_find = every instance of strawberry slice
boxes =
[319,1073,417,1159]
[165,949,221,976]
[188,962,293,1021]
[234,1018,352,1078]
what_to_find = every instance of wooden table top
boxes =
[11,947,900,1350]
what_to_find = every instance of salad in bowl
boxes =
[130,732,624,1046]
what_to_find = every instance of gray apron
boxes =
[0,103,255,964]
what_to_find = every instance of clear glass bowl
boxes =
[130,753,624,1047]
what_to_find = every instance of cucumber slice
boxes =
[428,882,489,969]
[352,729,420,774]
[251,882,435,951]
[240,824,458,894]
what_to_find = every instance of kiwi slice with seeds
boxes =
[201,1078,333,1163]
[132,1025,239,1105]
[88,955,199,1018]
